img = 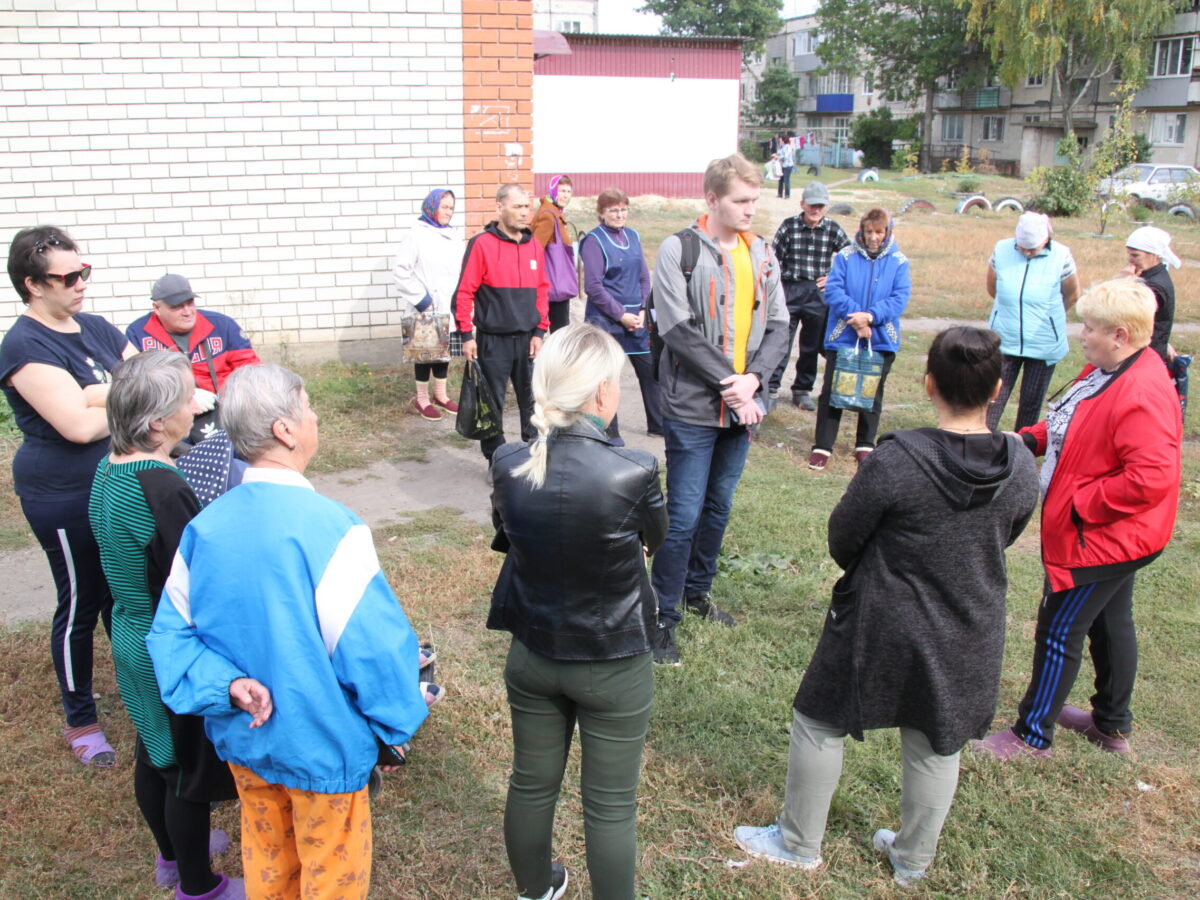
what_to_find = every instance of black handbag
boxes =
[455,359,503,442]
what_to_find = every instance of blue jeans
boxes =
[650,418,751,624]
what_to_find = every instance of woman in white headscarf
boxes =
[984,212,1081,430]
[1123,225,1181,364]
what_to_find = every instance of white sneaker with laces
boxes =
[872,828,927,889]
[733,823,821,869]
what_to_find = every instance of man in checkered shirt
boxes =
[768,182,850,409]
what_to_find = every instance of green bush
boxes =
[1132,133,1153,164]
[850,107,901,169]
[891,141,920,173]
[1027,138,1092,217]
[740,135,768,163]
[957,176,982,194]
[1128,203,1151,221]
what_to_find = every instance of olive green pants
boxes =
[503,639,653,900]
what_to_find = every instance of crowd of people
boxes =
[0,154,1186,898]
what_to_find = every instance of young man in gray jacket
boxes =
[650,154,789,664]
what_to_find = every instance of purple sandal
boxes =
[156,829,231,888]
[64,724,116,768]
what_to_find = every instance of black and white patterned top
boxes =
[176,430,247,507]
[1040,367,1115,497]
[772,215,851,283]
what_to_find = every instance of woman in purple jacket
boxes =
[580,189,662,444]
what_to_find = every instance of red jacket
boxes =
[453,222,550,341]
[125,309,261,393]
[1021,348,1181,591]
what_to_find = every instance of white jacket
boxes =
[392,219,466,316]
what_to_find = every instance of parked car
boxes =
[1097,163,1200,206]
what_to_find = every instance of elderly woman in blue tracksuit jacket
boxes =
[809,207,910,470]
[985,212,1080,430]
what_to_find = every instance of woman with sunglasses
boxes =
[1,226,136,767]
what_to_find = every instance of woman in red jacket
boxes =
[975,278,1181,760]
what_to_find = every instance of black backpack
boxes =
[646,228,703,381]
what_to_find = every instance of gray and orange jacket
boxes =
[453,221,550,341]
[652,216,788,427]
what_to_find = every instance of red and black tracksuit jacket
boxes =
[453,222,550,341]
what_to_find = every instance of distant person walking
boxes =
[531,174,577,333]
[776,137,795,199]
[985,212,1080,430]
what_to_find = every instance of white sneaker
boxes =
[872,828,927,889]
[733,823,821,869]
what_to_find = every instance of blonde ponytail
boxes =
[512,323,625,488]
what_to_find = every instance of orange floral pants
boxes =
[229,763,372,900]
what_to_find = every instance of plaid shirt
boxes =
[772,215,850,283]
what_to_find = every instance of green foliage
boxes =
[1027,138,1092,217]
[963,0,1171,134]
[954,144,973,175]
[1092,80,1142,234]
[752,63,800,130]
[849,107,901,169]
[1128,202,1151,221]
[739,135,765,163]
[640,0,783,56]
[892,141,921,174]
[819,0,979,170]
[957,176,982,193]
[1131,132,1153,164]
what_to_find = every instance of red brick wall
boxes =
[462,1,534,232]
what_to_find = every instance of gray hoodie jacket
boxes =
[653,219,789,428]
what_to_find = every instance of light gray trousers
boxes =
[779,711,960,871]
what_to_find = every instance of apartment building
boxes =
[532,0,599,34]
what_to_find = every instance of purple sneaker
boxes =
[155,830,231,888]
[971,728,1052,761]
[1057,706,1131,755]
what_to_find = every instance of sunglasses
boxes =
[43,264,92,288]
[34,235,65,253]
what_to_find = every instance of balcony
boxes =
[816,93,853,113]
[937,87,1012,110]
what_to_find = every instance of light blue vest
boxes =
[988,239,1071,364]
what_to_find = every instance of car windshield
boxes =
[1113,165,1154,182]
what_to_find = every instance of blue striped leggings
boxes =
[1014,574,1138,749]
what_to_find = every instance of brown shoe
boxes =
[412,399,442,421]
[432,396,459,413]
[854,447,874,465]
[808,449,831,470]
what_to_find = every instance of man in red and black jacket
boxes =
[126,273,261,448]
[454,184,550,461]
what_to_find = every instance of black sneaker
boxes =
[793,391,817,411]
[652,625,681,666]
[685,594,737,627]
[519,861,569,900]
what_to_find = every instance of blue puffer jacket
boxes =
[987,238,1072,364]
[823,234,911,353]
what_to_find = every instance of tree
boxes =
[817,0,982,172]
[754,63,800,130]
[639,0,784,56]
[962,0,1174,138]
[850,107,921,168]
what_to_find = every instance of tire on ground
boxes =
[827,203,854,215]
[956,195,993,213]
[857,168,879,182]
[992,197,1025,213]
[1169,203,1197,218]
[898,199,935,214]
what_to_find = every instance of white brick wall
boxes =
[0,0,465,353]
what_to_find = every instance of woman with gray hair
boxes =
[89,350,241,899]
[148,364,429,900]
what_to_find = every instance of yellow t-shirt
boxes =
[729,238,755,374]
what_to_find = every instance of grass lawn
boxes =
[2,194,1199,897]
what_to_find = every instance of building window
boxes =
[862,74,874,96]
[557,20,581,33]
[1150,112,1187,145]
[834,117,851,143]
[1024,114,1042,123]
[981,115,1005,141]
[795,30,820,55]
[1026,73,1045,87]
[771,56,783,67]
[1151,37,1194,77]
[941,114,964,142]
[944,72,961,90]
[812,72,852,94]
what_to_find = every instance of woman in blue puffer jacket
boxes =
[985,212,1080,430]
[809,207,910,470]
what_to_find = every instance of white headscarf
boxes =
[1126,226,1181,270]
[1014,212,1052,250]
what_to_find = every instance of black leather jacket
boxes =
[487,419,667,660]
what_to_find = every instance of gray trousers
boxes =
[779,711,960,871]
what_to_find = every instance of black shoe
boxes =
[519,861,569,900]
[792,391,817,411]
[652,624,681,666]
[685,594,737,627]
